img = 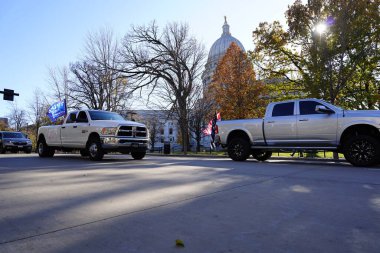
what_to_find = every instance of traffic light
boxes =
[0,89,19,101]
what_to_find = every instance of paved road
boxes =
[0,154,379,253]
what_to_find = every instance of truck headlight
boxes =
[101,127,118,136]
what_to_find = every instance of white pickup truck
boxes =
[37,110,149,161]
[216,98,380,167]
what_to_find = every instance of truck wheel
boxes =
[252,151,272,162]
[0,145,5,154]
[228,138,250,161]
[87,138,104,161]
[80,149,89,157]
[37,138,55,158]
[343,135,380,167]
[131,151,146,160]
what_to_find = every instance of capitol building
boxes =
[202,17,245,89]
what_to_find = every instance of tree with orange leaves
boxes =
[207,42,267,120]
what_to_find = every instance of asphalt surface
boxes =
[0,153,379,253]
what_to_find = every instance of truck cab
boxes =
[263,99,341,147]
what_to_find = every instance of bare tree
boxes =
[7,103,27,131]
[119,21,205,154]
[141,112,164,152]
[47,66,76,110]
[189,97,212,152]
[69,28,131,112]
[27,88,49,144]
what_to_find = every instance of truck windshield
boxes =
[88,111,125,121]
[3,132,24,138]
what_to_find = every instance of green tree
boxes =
[208,43,267,120]
[251,0,380,108]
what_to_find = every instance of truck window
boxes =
[66,112,77,123]
[272,102,294,117]
[77,111,88,123]
[300,101,325,115]
[88,111,125,121]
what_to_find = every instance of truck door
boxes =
[61,112,77,147]
[72,111,90,148]
[264,102,297,146]
[297,100,338,146]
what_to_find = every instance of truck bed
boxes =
[217,118,264,145]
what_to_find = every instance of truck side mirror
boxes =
[315,105,334,114]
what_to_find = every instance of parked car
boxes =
[0,131,33,154]
[37,110,149,161]
[216,98,380,167]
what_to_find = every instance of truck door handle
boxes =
[73,126,78,128]
[299,119,309,122]
[267,121,275,123]
[61,126,66,129]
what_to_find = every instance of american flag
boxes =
[203,112,221,149]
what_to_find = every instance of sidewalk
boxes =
[146,152,347,163]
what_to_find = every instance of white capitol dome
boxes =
[208,19,245,63]
[202,17,245,89]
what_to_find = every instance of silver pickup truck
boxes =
[38,110,149,161]
[216,98,380,167]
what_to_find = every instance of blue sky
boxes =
[0,0,295,117]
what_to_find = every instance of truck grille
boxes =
[118,126,147,138]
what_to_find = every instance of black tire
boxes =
[343,135,380,167]
[252,150,272,162]
[131,151,146,160]
[80,149,89,157]
[24,148,32,154]
[37,138,55,158]
[87,137,104,161]
[228,138,250,161]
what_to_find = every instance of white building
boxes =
[128,110,180,151]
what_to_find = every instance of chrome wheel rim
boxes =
[38,142,44,154]
[349,140,375,163]
[89,143,98,157]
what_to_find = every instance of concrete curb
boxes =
[146,153,346,162]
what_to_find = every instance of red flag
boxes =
[203,112,221,136]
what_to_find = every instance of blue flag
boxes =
[47,99,67,122]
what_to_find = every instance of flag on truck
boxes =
[47,99,67,122]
